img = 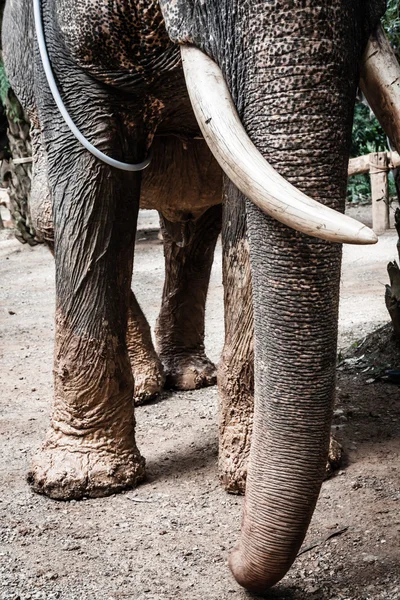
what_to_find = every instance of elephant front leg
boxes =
[28,155,145,500]
[127,290,166,405]
[218,182,254,494]
[155,205,222,390]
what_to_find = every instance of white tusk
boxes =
[360,24,400,154]
[181,45,377,245]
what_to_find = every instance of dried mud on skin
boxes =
[0,215,399,600]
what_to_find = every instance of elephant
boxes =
[3,0,400,593]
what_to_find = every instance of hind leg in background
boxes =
[29,117,54,248]
[155,204,222,390]
[127,290,166,405]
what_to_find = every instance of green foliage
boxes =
[347,173,371,204]
[347,104,389,204]
[351,103,388,157]
[0,60,10,105]
[0,60,22,124]
[383,0,400,52]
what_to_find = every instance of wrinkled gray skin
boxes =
[3,0,386,593]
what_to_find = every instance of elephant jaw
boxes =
[360,24,400,154]
[180,45,377,246]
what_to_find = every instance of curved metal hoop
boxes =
[33,0,152,172]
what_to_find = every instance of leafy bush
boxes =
[383,0,400,52]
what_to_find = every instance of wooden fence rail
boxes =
[348,151,400,235]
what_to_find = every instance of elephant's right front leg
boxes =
[28,151,145,500]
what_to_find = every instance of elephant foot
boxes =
[133,359,166,406]
[161,353,217,390]
[325,433,343,478]
[220,456,248,495]
[218,359,253,496]
[28,430,145,500]
[218,411,253,496]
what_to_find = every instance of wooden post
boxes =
[369,152,390,235]
[385,208,400,339]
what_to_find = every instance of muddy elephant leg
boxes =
[127,290,166,405]
[155,204,222,390]
[29,158,146,499]
[27,81,146,498]
[29,161,146,499]
[31,120,165,407]
[218,181,254,494]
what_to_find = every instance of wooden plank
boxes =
[348,154,370,176]
[348,151,400,177]
[370,152,390,235]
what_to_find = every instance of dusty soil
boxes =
[0,205,399,600]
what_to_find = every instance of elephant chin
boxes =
[360,24,400,155]
[180,44,377,246]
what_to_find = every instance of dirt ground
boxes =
[0,205,399,600]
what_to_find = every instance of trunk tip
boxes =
[228,545,286,595]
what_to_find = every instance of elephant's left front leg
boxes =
[156,205,222,390]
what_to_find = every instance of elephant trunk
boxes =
[229,214,341,590]
[169,0,389,590]
[193,3,360,592]
[224,5,359,591]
